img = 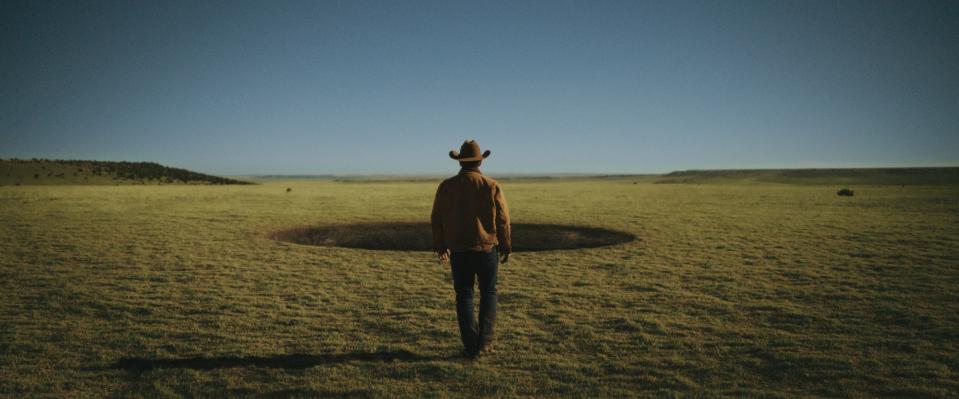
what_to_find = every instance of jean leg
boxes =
[450,253,478,352]
[476,248,499,347]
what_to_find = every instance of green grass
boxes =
[1,177,957,397]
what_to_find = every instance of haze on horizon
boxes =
[1,0,957,176]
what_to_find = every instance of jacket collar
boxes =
[458,167,482,175]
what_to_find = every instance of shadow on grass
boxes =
[113,350,445,372]
[269,222,636,252]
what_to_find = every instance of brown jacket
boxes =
[431,167,511,253]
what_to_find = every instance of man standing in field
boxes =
[431,140,511,359]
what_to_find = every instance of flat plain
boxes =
[1,173,957,398]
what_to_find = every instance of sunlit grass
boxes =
[1,178,957,397]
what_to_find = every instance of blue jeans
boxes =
[450,248,498,353]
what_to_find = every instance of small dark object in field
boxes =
[837,188,854,197]
[286,187,292,192]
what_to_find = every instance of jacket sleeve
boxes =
[430,182,446,253]
[494,183,511,252]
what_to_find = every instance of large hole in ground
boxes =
[269,222,635,252]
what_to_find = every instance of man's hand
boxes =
[500,249,511,264]
[437,249,450,264]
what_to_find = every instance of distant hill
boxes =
[0,159,253,186]
[656,167,959,185]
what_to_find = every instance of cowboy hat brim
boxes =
[449,150,491,161]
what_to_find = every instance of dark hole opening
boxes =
[269,222,635,252]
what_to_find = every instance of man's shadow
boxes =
[112,350,450,372]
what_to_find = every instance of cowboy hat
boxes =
[449,140,491,161]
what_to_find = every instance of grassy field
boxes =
[655,167,959,186]
[1,175,958,397]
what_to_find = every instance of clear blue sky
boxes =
[1,0,957,175]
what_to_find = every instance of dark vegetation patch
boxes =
[0,158,252,185]
[269,222,636,252]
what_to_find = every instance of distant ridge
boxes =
[0,159,253,185]
[656,167,959,185]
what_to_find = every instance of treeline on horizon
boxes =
[1,158,251,185]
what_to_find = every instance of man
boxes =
[431,140,511,359]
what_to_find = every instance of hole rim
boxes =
[268,222,636,252]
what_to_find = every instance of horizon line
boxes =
[3,157,958,177]
[234,164,959,179]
